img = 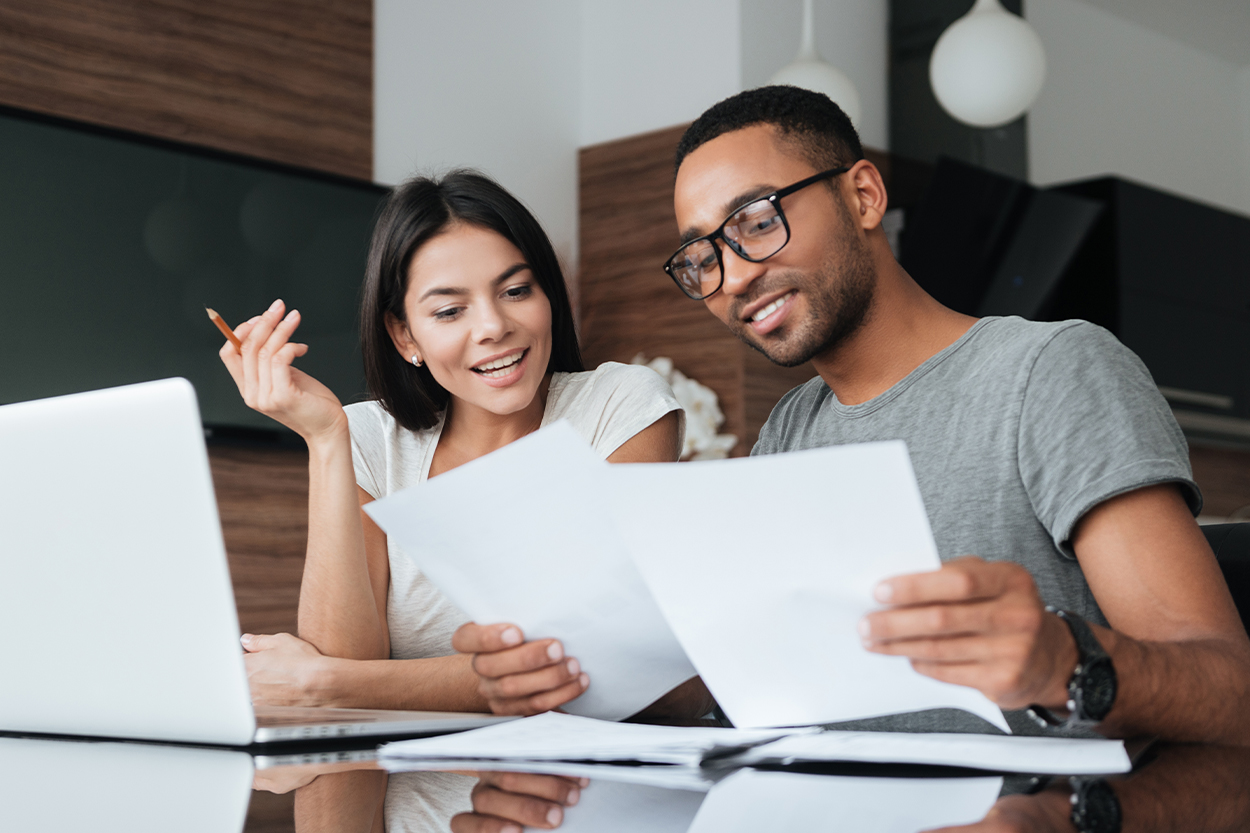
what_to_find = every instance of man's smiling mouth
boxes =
[472,348,527,379]
[749,290,796,323]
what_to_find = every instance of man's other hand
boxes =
[859,557,1078,711]
[452,623,591,716]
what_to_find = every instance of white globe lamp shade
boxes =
[771,60,862,127]
[769,0,862,126]
[929,0,1046,128]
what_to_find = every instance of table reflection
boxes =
[284,742,1250,833]
[1,733,1244,832]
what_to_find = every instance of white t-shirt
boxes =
[344,361,684,661]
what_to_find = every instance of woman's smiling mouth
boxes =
[472,348,528,380]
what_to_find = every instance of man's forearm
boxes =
[314,654,490,712]
[1097,627,1250,744]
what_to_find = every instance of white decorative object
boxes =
[769,0,862,126]
[633,355,738,461]
[929,0,1046,128]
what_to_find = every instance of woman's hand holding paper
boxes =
[453,623,590,716]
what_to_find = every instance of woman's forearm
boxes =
[310,653,489,712]
[297,428,388,660]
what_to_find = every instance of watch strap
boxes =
[1027,608,1115,730]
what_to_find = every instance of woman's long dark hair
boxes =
[360,170,584,431]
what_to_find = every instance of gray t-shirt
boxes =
[753,316,1201,735]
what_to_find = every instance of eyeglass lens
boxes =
[668,198,789,298]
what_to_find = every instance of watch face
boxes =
[1078,658,1117,721]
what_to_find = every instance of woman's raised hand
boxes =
[218,299,347,443]
[452,623,590,716]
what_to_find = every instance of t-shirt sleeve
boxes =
[567,363,685,459]
[1017,322,1201,557]
[344,401,386,500]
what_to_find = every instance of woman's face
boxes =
[393,224,553,419]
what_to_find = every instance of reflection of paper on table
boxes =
[607,441,1009,731]
[687,770,1003,833]
[378,712,808,768]
[364,422,696,721]
[558,779,707,833]
[732,730,1131,775]
[384,757,718,792]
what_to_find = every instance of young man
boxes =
[456,86,1250,742]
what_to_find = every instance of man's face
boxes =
[673,125,875,367]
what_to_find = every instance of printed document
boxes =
[364,422,697,721]
[608,441,1010,731]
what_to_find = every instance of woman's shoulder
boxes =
[547,362,683,458]
[344,400,440,450]
[549,362,675,413]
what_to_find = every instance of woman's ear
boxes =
[384,312,421,365]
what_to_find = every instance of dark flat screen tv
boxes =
[0,106,389,441]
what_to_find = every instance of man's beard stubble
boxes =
[728,224,877,369]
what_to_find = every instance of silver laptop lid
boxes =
[0,378,256,745]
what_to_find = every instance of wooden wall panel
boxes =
[208,445,308,636]
[1190,445,1250,519]
[0,0,372,180]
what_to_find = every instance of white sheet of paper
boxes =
[378,712,810,767]
[687,770,1003,833]
[607,441,1009,731]
[733,730,1131,775]
[364,422,697,721]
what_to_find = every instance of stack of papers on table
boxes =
[379,712,1131,775]
[379,713,806,768]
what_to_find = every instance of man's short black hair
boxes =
[675,85,864,175]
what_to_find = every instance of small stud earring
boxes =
[411,356,422,368]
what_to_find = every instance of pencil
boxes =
[206,307,243,352]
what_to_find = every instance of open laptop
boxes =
[0,378,512,746]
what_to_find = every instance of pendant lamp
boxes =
[929,0,1046,128]
[770,0,862,125]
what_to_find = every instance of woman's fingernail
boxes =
[579,673,589,688]
[577,777,590,787]
[501,627,522,646]
[284,309,298,321]
[566,787,580,806]
[500,825,521,833]
[857,618,871,638]
[874,582,894,603]
[240,634,252,643]
[566,658,580,676]
[547,806,563,826]
[268,298,283,312]
[547,642,564,661]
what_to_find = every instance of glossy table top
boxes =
[3,732,1247,833]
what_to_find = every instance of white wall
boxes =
[1028,0,1250,217]
[579,0,741,148]
[739,0,889,151]
[374,1,580,265]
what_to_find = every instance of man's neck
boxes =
[810,253,977,407]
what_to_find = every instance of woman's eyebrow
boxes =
[417,263,532,303]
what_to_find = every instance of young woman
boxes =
[218,171,688,717]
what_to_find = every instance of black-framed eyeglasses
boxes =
[663,166,852,300]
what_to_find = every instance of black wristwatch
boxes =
[1026,609,1117,730]
[1069,776,1122,833]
